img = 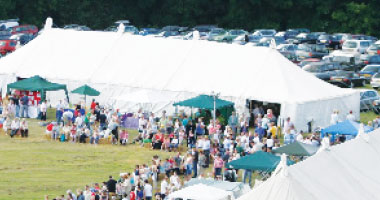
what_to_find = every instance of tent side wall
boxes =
[281,92,360,132]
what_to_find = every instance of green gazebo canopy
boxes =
[226,151,294,172]
[71,84,100,96]
[272,141,319,156]
[173,94,234,110]
[7,75,68,101]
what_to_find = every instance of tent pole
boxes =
[213,94,216,127]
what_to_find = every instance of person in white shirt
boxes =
[346,110,355,121]
[40,100,47,121]
[223,136,232,150]
[75,112,84,128]
[266,135,274,149]
[143,179,153,200]
[10,117,20,138]
[283,117,293,134]
[160,176,169,199]
[330,110,339,125]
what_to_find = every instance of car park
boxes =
[333,33,352,48]
[329,70,366,88]
[302,62,344,81]
[139,28,160,36]
[123,25,139,34]
[207,28,227,41]
[63,24,91,31]
[287,28,310,33]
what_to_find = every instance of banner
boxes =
[123,117,139,130]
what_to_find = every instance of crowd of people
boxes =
[0,94,30,138]
[2,93,380,200]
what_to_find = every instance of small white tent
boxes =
[238,128,380,200]
[0,19,359,130]
[168,183,234,200]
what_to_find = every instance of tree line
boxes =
[0,0,379,37]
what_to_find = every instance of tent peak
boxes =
[44,17,53,31]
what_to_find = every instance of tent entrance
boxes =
[248,100,281,126]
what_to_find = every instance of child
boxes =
[119,129,129,145]
[70,124,77,142]
[10,117,20,138]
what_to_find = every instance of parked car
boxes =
[8,25,38,35]
[207,28,227,41]
[0,31,11,40]
[0,19,19,31]
[254,36,285,47]
[193,25,217,33]
[104,26,118,32]
[359,65,380,82]
[9,33,35,45]
[0,39,17,55]
[352,35,378,42]
[317,34,340,49]
[295,44,329,59]
[363,55,380,65]
[370,73,380,90]
[156,31,180,38]
[123,25,139,34]
[139,28,160,36]
[275,30,298,40]
[328,70,366,88]
[253,29,276,37]
[298,58,321,67]
[342,40,372,54]
[359,89,380,112]
[287,28,310,33]
[63,24,91,31]
[333,33,352,48]
[366,41,380,55]
[220,29,248,42]
[302,62,341,81]
[276,44,298,57]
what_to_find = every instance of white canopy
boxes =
[168,183,234,200]
[238,129,380,200]
[0,22,359,130]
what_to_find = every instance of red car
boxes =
[0,40,17,55]
[9,25,38,35]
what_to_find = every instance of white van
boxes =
[0,19,19,30]
[342,40,372,54]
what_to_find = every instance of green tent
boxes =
[173,95,234,110]
[7,75,69,101]
[226,151,294,172]
[71,84,100,96]
[272,141,319,156]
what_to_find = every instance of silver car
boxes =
[359,89,380,111]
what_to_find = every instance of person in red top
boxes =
[129,186,136,200]
[153,131,164,149]
[90,99,96,110]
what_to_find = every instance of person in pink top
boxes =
[213,153,224,178]
[119,129,129,145]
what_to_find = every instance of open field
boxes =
[0,116,173,200]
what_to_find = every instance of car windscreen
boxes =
[297,44,311,51]
[0,41,5,46]
[362,65,380,72]
[261,30,275,36]
[374,73,380,78]
[369,44,380,50]
[343,41,357,48]
[318,35,330,40]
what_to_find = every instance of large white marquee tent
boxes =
[238,129,380,200]
[0,19,359,130]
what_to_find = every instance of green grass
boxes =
[0,114,173,200]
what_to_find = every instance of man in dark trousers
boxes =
[106,175,117,197]
[191,147,199,178]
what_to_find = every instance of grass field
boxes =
[0,108,378,199]
[0,114,173,200]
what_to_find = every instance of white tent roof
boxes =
[111,89,176,104]
[238,129,380,200]
[168,183,234,200]
[0,27,356,104]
